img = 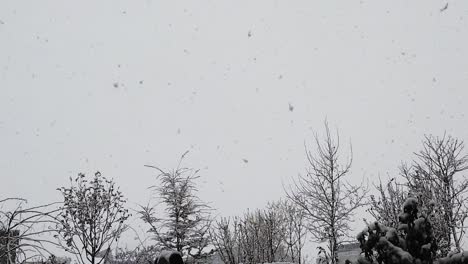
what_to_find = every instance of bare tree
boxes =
[139,152,213,263]
[236,209,281,264]
[401,134,468,255]
[211,201,303,264]
[367,178,407,229]
[262,202,287,263]
[237,210,260,264]
[281,200,306,264]
[56,172,130,264]
[285,122,367,264]
[210,217,239,264]
[0,198,60,264]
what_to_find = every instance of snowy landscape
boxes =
[1,1,468,264]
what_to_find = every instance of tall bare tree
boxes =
[0,198,60,264]
[56,172,130,264]
[285,122,367,264]
[401,134,468,254]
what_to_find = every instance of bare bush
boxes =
[0,198,60,264]
[56,172,130,264]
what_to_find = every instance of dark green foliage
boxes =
[154,251,183,264]
[356,197,437,264]
[401,135,468,255]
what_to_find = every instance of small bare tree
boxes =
[56,172,130,264]
[285,122,367,264]
[401,134,468,255]
[0,198,60,264]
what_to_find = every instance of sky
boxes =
[1,0,468,256]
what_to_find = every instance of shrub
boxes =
[356,197,437,264]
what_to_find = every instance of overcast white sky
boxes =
[1,0,468,252]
